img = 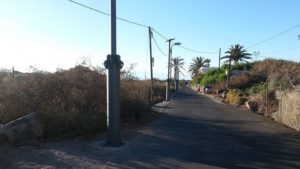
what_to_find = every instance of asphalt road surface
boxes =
[1,86,300,169]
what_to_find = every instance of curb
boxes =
[151,101,170,113]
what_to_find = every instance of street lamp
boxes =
[165,39,181,101]
[104,0,123,147]
[253,51,260,61]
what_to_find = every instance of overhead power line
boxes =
[179,46,218,54]
[151,28,168,40]
[67,0,217,56]
[67,0,148,28]
[152,34,167,56]
[67,0,109,16]
[246,23,300,49]
[265,46,300,55]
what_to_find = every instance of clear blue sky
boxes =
[0,0,300,79]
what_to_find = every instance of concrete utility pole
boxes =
[253,51,260,61]
[104,0,123,147]
[148,27,154,104]
[165,38,175,101]
[218,48,221,72]
[165,39,181,100]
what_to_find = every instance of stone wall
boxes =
[273,90,300,130]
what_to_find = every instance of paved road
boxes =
[1,86,300,169]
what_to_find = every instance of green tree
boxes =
[221,44,252,86]
[188,56,211,77]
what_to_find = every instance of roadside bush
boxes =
[190,74,204,86]
[200,69,226,86]
[245,82,267,96]
[252,59,300,89]
[212,80,227,92]
[230,74,265,90]
[0,66,166,139]
[121,80,149,123]
[226,89,248,106]
[153,80,166,103]
[0,66,107,138]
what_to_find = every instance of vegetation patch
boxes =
[0,66,165,139]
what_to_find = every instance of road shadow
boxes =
[3,112,299,169]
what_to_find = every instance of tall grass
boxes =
[0,66,165,139]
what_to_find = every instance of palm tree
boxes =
[221,44,252,87]
[171,57,185,91]
[188,56,211,77]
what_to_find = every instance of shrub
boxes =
[0,66,107,138]
[0,66,166,139]
[252,59,300,89]
[190,74,204,86]
[200,69,226,86]
[226,89,248,106]
[229,74,265,90]
[245,82,267,96]
[121,80,149,123]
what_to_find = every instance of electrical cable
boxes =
[246,23,300,49]
[67,0,218,57]
[151,28,168,40]
[67,0,148,28]
[179,46,218,54]
[152,35,167,56]
[265,46,300,55]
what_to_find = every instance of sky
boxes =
[0,0,300,80]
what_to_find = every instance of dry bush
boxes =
[226,89,248,106]
[0,66,166,139]
[248,88,278,116]
[252,59,300,89]
[121,80,149,123]
[212,80,227,91]
[120,79,165,123]
[0,66,107,138]
[229,74,265,90]
[152,80,166,103]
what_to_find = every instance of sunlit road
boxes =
[1,86,300,169]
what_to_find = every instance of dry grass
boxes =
[252,59,300,89]
[226,89,247,106]
[0,66,165,139]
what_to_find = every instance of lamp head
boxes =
[166,38,175,42]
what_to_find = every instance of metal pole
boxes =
[104,0,123,146]
[148,27,154,104]
[218,48,221,72]
[170,49,173,82]
[226,58,231,88]
[166,39,174,101]
[265,81,268,117]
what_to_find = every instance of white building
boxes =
[199,67,218,74]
